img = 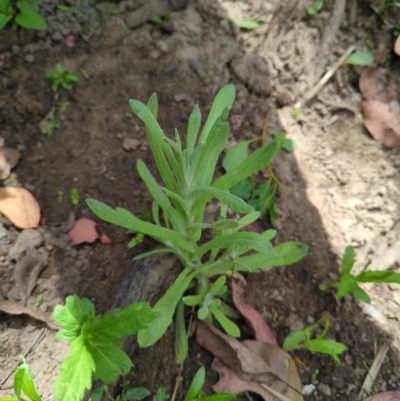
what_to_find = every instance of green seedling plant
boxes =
[283,315,347,364]
[46,64,79,92]
[320,246,400,304]
[86,84,308,358]
[0,0,47,30]
[52,294,156,401]
[57,4,83,16]
[307,0,324,15]
[70,188,79,205]
[222,132,296,222]
[0,357,43,401]
[89,382,150,401]
[344,51,374,66]
[40,113,59,135]
[150,11,171,25]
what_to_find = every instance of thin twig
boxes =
[0,328,46,387]
[358,344,389,400]
[294,45,356,109]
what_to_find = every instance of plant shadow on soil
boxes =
[1,1,400,400]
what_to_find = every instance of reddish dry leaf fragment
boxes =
[231,280,277,345]
[0,299,58,330]
[68,217,99,245]
[65,34,75,48]
[100,233,112,244]
[0,147,21,180]
[359,68,397,103]
[361,101,400,148]
[364,391,400,401]
[0,187,40,228]
[196,321,304,401]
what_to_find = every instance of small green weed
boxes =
[0,0,47,30]
[344,51,374,66]
[307,0,324,15]
[70,188,79,205]
[222,132,296,222]
[150,11,171,25]
[46,64,79,92]
[229,18,260,30]
[87,85,308,353]
[89,382,150,401]
[52,295,156,401]
[320,246,400,303]
[40,113,59,136]
[57,4,83,16]
[283,316,347,364]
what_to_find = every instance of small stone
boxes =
[122,137,140,151]
[25,54,35,63]
[156,40,168,53]
[11,45,20,54]
[149,50,161,60]
[52,31,63,41]
[318,383,332,396]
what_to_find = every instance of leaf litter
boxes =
[195,279,304,401]
[68,217,111,245]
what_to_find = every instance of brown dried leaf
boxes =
[0,147,21,180]
[0,187,41,228]
[0,299,58,330]
[196,321,304,401]
[231,280,277,345]
[361,101,400,148]
[364,391,400,401]
[359,68,397,102]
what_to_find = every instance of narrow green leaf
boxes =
[357,270,400,284]
[229,18,260,30]
[129,100,178,192]
[210,306,240,337]
[197,232,272,257]
[195,120,230,186]
[54,336,95,401]
[191,186,253,215]
[133,248,179,260]
[138,268,196,347]
[306,339,346,364]
[0,14,12,29]
[123,388,150,401]
[186,105,201,152]
[147,93,158,118]
[183,366,205,401]
[350,285,371,304]
[344,51,374,66]
[86,199,194,252]
[154,387,167,401]
[237,211,261,229]
[201,394,236,401]
[174,300,188,363]
[15,8,47,29]
[14,359,42,401]
[213,141,279,190]
[282,330,306,351]
[188,219,239,230]
[199,84,235,143]
[341,246,355,274]
[263,229,277,241]
[222,141,251,171]
[182,295,203,306]
[209,276,226,296]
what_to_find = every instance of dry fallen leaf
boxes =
[0,187,40,228]
[65,34,75,48]
[231,280,277,345]
[359,68,397,103]
[68,217,99,245]
[364,391,400,401]
[395,35,400,56]
[196,320,304,401]
[360,101,400,148]
[100,233,112,244]
[0,298,58,330]
[0,147,21,180]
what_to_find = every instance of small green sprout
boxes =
[320,246,400,303]
[307,0,324,15]
[70,188,79,205]
[40,113,59,136]
[283,316,347,364]
[0,0,47,30]
[311,368,320,380]
[150,11,171,25]
[229,18,260,30]
[46,64,79,92]
[344,51,374,66]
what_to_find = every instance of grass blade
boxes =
[186,105,201,152]
[174,300,188,363]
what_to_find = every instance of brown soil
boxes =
[1,1,400,400]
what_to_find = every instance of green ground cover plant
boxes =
[0,0,47,29]
[87,84,308,357]
[46,64,79,92]
[320,246,400,303]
